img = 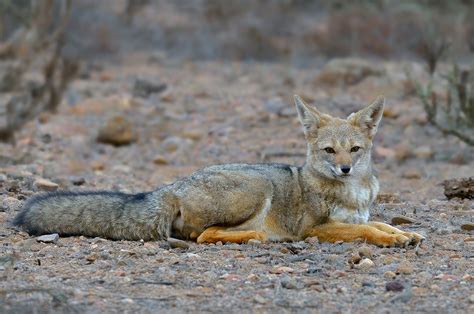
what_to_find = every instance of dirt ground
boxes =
[0,55,473,313]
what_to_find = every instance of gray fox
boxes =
[13,95,424,247]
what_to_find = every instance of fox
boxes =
[13,95,424,247]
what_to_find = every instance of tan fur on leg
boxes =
[367,221,425,244]
[307,222,410,247]
[196,226,267,244]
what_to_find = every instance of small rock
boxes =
[402,169,422,179]
[97,116,138,146]
[133,78,167,98]
[270,266,294,274]
[355,258,374,269]
[167,237,190,249]
[36,233,59,244]
[461,223,474,231]
[375,146,396,159]
[0,254,16,271]
[281,276,303,289]
[153,155,169,165]
[348,253,361,265]
[469,295,474,304]
[180,130,204,141]
[413,146,434,159]
[376,193,401,204]
[304,236,319,245]
[70,177,86,186]
[34,178,59,191]
[393,143,412,161]
[385,280,405,292]
[1,196,21,212]
[91,160,105,171]
[247,239,262,246]
[396,261,414,274]
[254,295,267,304]
[384,271,396,279]
[358,246,373,258]
[161,136,193,153]
[220,273,240,281]
[391,215,416,225]
[85,253,97,263]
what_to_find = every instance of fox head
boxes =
[294,95,384,180]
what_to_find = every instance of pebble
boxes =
[1,196,21,212]
[167,237,190,249]
[153,155,169,165]
[355,258,374,269]
[161,136,193,153]
[384,271,396,279]
[402,169,422,179]
[97,116,138,146]
[247,239,262,246]
[376,192,401,204]
[36,233,59,244]
[180,130,204,141]
[85,253,98,263]
[413,146,434,159]
[461,223,474,231]
[281,276,302,289]
[358,246,373,258]
[391,215,416,225]
[469,295,474,304]
[348,253,361,265]
[396,261,414,274]
[304,236,319,245]
[133,78,167,98]
[34,178,59,191]
[385,280,405,292]
[254,295,267,304]
[270,266,294,274]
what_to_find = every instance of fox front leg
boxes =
[367,221,425,245]
[307,222,411,247]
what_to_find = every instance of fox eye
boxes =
[324,147,336,154]
[351,146,361,153]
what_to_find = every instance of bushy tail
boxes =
[13,190,177,241]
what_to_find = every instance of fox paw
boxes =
[380,234,410,248]
[402,231,425,245]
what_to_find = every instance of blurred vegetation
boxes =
[0,0,75,141]
[416,65,474,146]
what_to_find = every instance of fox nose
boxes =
[340,166,351,174]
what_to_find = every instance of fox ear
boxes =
[348,96,385,139]
[294,95,327,137]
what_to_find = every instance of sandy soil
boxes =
[0,55,473,313]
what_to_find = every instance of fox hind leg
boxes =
[196,226,267,244]
[367,221,425,245]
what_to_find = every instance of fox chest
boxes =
[327,183,377,224]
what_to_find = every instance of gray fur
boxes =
[13,96,385,242]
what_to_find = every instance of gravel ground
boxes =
[1,55,473,313]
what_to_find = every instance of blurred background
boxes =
[2,0,473,63]
[0,0,472,195]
